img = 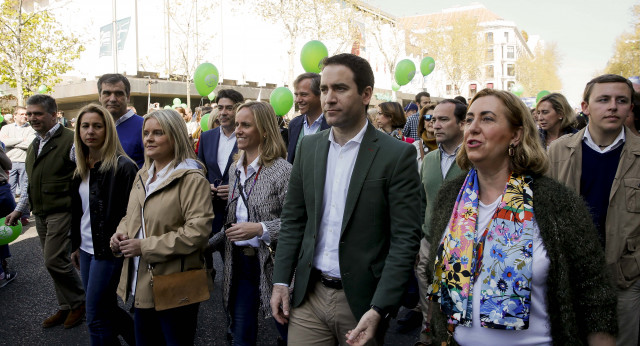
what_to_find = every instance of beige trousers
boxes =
[288,280,384,345]
[35,212,85,310]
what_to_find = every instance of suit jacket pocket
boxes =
[624,178,640,213]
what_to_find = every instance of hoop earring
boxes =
[508,144,515,157]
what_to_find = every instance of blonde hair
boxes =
[143,109,202,170]
[536,93,576,130]
[208,108,220,130]
[234,101,287,167]
[457,89,549,175]
[74,104,132,179]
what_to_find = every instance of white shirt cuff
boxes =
[274,283,289,287]
[259,222,271,245]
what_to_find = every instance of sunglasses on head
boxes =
[423,114,433,121]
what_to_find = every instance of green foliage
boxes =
[515,42,562,97]
[604,4,640,77]
[0,0,84,104]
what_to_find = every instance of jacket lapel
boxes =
[610,127,640,202]
[341,124,379,234]
[566,128,583,193]
[314,131,330,228]
[320,115,330,131]
[209,128,223,178]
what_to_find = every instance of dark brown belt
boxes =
[311,268,343,290]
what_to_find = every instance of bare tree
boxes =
[408,14,486,95]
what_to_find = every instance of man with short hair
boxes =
[5,94,85,329]
[271,53,422,345]
[404,103,418,119]
[403,92,431,141]
[199,89,244,246]
[0,106,35,224]
[548,74,640,346]
[414,99,467,345]
[98,73,144,167]
[287,72,329,163]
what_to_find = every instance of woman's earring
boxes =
[508,144,515,157]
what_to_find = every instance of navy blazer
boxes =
[197,127,238,235]
[286,114,330,164]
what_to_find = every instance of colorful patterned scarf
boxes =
[428,168,535,330]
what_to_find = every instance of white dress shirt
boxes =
[233,154,270,248]
[217,129,236,175]
[313,121,369,278]
[583,126,625,153]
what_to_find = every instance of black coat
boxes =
[71,156,138,259]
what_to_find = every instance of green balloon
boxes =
[194,62,220,97]
[0,115,4,123]
[37,85,47,94]
[511,84,524,97]
[270,87,294,116]
[173,98,181,106]
[536,90,551,103]
[391,82,400,91]
[420,57,435,76]
[164,105,171,109]
[200,113,210,132]
[208,91,216,101]
[300,40,328,73]
[394,59,416,86]
[0,218,22,245]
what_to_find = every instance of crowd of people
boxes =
[1,52,639,346]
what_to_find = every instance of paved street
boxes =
[0,220,420,345]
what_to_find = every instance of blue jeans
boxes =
[79,250,134,346]
[230,247,261,346]
[134,303,200,346]
[229,247,288,345]
[0,184,16,276]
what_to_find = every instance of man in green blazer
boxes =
[414,99,466,346]
[271,53,422,345]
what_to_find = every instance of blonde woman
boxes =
[209,101,291,345]
[70,104,138,345]
[110,109,213,345]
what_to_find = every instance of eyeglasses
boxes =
[423,114,433,121]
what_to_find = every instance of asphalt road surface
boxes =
[0,219,420,345]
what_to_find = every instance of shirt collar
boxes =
[37,123,60,141]
[438,143,462,157]
[237,153,260,176]
[328,120,368,147]
[583,125,625,151]
[221,130,236,140]
[148,160,174,180]
[114,109,135,126]
[304,113,324,126]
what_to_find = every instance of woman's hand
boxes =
[70,249,80,270]
[225,222,263,242]
[120,239,142,258]
[110,233,128,253]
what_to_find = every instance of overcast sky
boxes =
[366,0,637,106]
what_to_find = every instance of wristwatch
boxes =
[370,305,390,320]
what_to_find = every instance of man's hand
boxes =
[210,184,217,198]
[217,184,229,200]
[120,239,142,258]
[4,211,21,226]
[225,222,262,242]
[71,249,80,270]
[345,309,381,345]
[270,285,290,324]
